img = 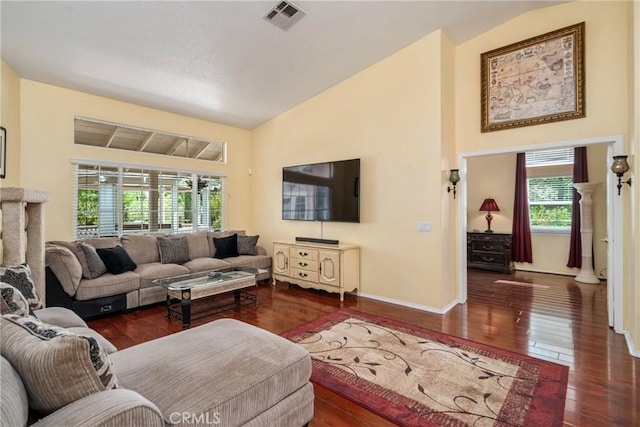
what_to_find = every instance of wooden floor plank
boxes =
[88,270,640,426]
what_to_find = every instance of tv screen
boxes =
[282,159,360,223]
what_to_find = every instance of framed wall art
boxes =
[481,22,585,133]
[0,126,6,179]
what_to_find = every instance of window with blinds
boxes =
[74,162,226,239]
[525,148,574,232]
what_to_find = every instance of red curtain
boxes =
[567,147,589,268]
[512,153,533,263]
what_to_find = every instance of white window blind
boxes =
[525,148,574,167]
[73,161,226,239]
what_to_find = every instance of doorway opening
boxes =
[456,135,624,333]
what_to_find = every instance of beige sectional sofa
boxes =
[45,231,271,318]
[1,306,314,426]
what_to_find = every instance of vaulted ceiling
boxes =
[1,1,563,129]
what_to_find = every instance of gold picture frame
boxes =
[481,22,585,133]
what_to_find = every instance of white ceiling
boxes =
[1,1,562,130]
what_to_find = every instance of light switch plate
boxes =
[417,221,432,232]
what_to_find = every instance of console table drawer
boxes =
[290,248,318,261]
[290,268,319,282]
[291,258,318,271]
[471,242,507,253]
[470,252,506,265]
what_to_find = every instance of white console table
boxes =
[272,241,360,301]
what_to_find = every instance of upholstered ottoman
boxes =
[109,318,314,426]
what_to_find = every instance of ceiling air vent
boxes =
[263,1,307,31]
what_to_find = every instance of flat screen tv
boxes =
[282,158,360,223]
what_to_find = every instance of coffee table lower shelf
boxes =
[167,289,258,328]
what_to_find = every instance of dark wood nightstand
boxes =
[467,232,515,274]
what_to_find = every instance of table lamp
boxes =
[479,198,500,233]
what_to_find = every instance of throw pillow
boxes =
[0,264,43,310]
[0,282,30,316]
[157,236,190,264]
[213,233,239,259]
[78,243,108,279]
[237,234,260,255]
[95,246,137,275]
[0,314,119,414]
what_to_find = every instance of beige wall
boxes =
[252,31,457,309]
[0,60,23,263]
[1,60,21,188]
[466,144,608,277]
[630,0,639,352]
[17,80,253,242]
[456,1,630,151]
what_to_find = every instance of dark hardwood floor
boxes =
[88,270,640,426]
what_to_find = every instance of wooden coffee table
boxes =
[153,268,263,328]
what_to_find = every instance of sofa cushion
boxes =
[0,314,119,414]
[76,238,121,279]
[134,263,190,289]
[96,246,137,275]
[213,234,239,259]
[121,234,160,265]
[30,389,164,427]
[174,231,210,259]
[237,234,260,255]
[0,264,43,310]
[33,307,88,328]
[79,243,108,279]
[75,272,139,301]
[181,258,232,274]
[157,236,190,264]
[0,356,28,427]
[220,254,272,271]
[0,282,30,316]
[45,244,83,296]
[110,318,311,426]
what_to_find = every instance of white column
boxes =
[573,182,600,284]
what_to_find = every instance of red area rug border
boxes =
[281,307,569,427]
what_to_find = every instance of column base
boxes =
[575,271,601,284]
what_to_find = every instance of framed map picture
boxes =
[481,22,585,132]
[0,126,5,179]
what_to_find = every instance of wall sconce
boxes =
[479,198,500,233]
[611,155,632,195]
[447,169,460,199]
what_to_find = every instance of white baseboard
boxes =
[357,292,459,315]
[623,330,640,358]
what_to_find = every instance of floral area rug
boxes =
[282,308,568,426]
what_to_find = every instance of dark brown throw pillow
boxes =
[213,234,239,259]
[95,246,137,275]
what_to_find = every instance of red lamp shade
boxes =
[479,198,499,233]
[479,198,500,212]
